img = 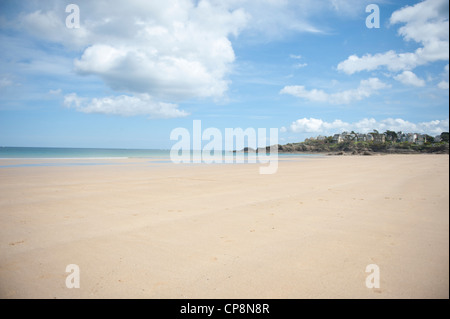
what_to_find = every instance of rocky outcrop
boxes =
[272,141,449,155]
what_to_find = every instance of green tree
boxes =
[425,135,434,143]
[441,132,449,143]
[385,130,398,142]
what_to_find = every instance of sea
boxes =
[0,147,173,159]
[0,147,322,168]
[0,147,322,159]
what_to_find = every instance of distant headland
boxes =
[238,131,449,155]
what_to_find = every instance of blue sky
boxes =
[0,0,448,149]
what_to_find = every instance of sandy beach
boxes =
[0,154,448,299]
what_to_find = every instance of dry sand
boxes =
[0,155,448,298]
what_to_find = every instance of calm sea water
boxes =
[0,147,322,160]
[0,147,172,159]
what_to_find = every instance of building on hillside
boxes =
[372,134,386,144]
[356,133,374,142]
[332,134,344,143]
[416,134,426,145]
[408,133,417,143]
[399,133,417,143]
[329,131,435,144]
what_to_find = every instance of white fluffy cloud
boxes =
[17,0,343,106]
[11,0,448,119]
[64,93,189,118]
[17,0,249,116]
[337,0,449,75]
[281,86,328,102]
[438,81,449,89]
[394,71,426,87]
[284,117,449,135]
[280,78,390,104]
[337,51,421,74]
[12,0,401,118]
[283,118,347,133]
[74,1,245,101]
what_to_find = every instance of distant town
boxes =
[276,131,449,155]
[307,131,449,145]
